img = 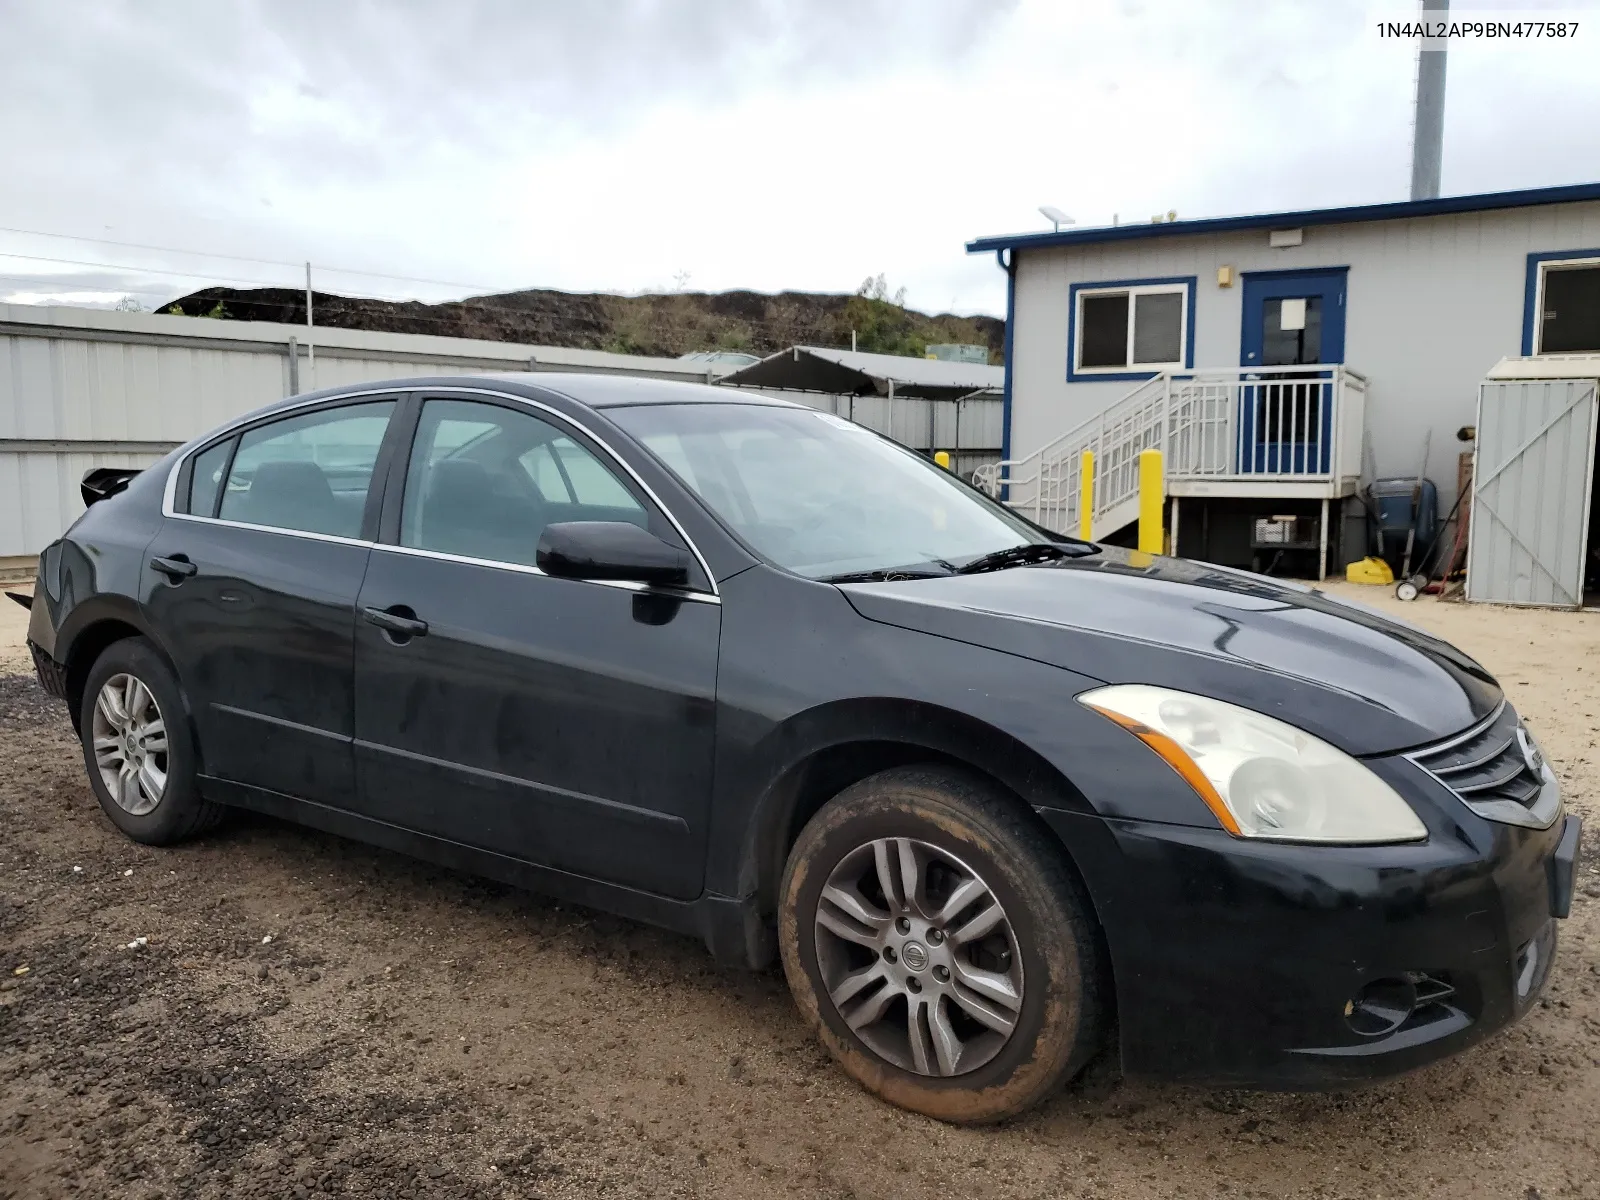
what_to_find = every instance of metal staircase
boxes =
[973,365,1366,540]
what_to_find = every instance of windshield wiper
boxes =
[819,565,954,583]
[954,541,1097,574]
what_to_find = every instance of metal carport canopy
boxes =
[717,346,1003,401]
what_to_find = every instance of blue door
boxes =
[1238,268,1347,474]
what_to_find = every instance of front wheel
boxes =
[778,766,1105,1123]
[79,637,224,844]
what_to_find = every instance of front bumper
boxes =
[1041,805,1582,1089]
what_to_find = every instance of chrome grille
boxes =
[1408,702,1559,829]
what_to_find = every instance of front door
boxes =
[350,395,721,900]
[1238,269,1347,474]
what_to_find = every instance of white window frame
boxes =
[1073,282,1189,375]
[1533,255,1600,356]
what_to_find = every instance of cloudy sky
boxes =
[1,0,1597,318]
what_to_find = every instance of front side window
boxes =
[608,402,1049,580]
[400,398,645,568]
[1536,260,1600,354]
[1075,282,1188,372]
[216,401,395,537]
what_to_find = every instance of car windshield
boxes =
[607,402,1068,580]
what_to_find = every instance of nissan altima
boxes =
[21,374,1582,1123]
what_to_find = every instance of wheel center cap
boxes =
[900,941,929,972]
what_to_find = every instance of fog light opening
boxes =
[1345,977,1418,1038]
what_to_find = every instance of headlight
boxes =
[1079,684,1427,843]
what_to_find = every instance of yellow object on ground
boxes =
[1137,449,1164,554]
[1345,556,1395,585]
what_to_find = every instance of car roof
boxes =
[211,373,806,443]
[481,372,805,410]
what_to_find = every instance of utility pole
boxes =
[1410,0,1449,200]
[305,262,316,391]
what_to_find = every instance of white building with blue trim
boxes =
[967,183,1600,584]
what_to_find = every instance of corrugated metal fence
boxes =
[1,306,1004,564]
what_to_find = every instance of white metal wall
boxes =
[1467,377,1597,608]
[1007,199,1600,520]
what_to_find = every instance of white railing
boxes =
[973,365,1367,538]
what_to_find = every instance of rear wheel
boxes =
[79,638,223,844]
[778,765,1104,1123]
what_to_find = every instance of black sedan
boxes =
[21,374,1582,1123]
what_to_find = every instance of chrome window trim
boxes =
[164,512,373,549]
[159,383,720,597]
[1405,700,1562,830]
[371,541,720,605]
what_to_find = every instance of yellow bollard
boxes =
[1078,450,1094,541]
[933,450,951,470]
[1137,448,1164,554]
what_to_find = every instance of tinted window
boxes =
[401,399,645,568]
[217,401,395,538]
[1078,294,1129,368]
[1132,291,1183,364]
[1540,264,1600,353]
[186,437,234,517]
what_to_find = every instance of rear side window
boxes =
[217,401,395,538]
[185,437,234,517]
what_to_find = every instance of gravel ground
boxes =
[2,583,1598,1200]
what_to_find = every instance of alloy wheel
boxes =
[91,673,169,816]
[813,837,1025,1077]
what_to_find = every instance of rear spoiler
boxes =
[81,466,143,507]
[5,591,30,610]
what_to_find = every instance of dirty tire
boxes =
[779,765,1103,1124]
[79,636,223,845]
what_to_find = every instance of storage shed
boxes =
[1469,356,1599,608]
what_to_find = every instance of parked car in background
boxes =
[21,374,1581,1122]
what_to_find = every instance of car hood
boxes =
[839,548,1501,756]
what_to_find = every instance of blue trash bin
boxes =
[1368,477,1438,570]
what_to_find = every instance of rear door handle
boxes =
[150,555,197,581]
[362,605,429,639]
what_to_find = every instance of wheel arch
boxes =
[57,598,179,731]
[735,698,1106,944]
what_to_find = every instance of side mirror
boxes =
[536,521,690,587]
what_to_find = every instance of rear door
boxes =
[348,393,721,900]
[145,396,404,805]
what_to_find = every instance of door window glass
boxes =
[217,401,395,538]
[1262,296,1323,365]
[401,399,646,567]
[185,437,235,517]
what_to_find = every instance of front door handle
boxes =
[362,605,429,640]
[151,555,197,581]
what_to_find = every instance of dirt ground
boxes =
[2,581,1598,1200]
